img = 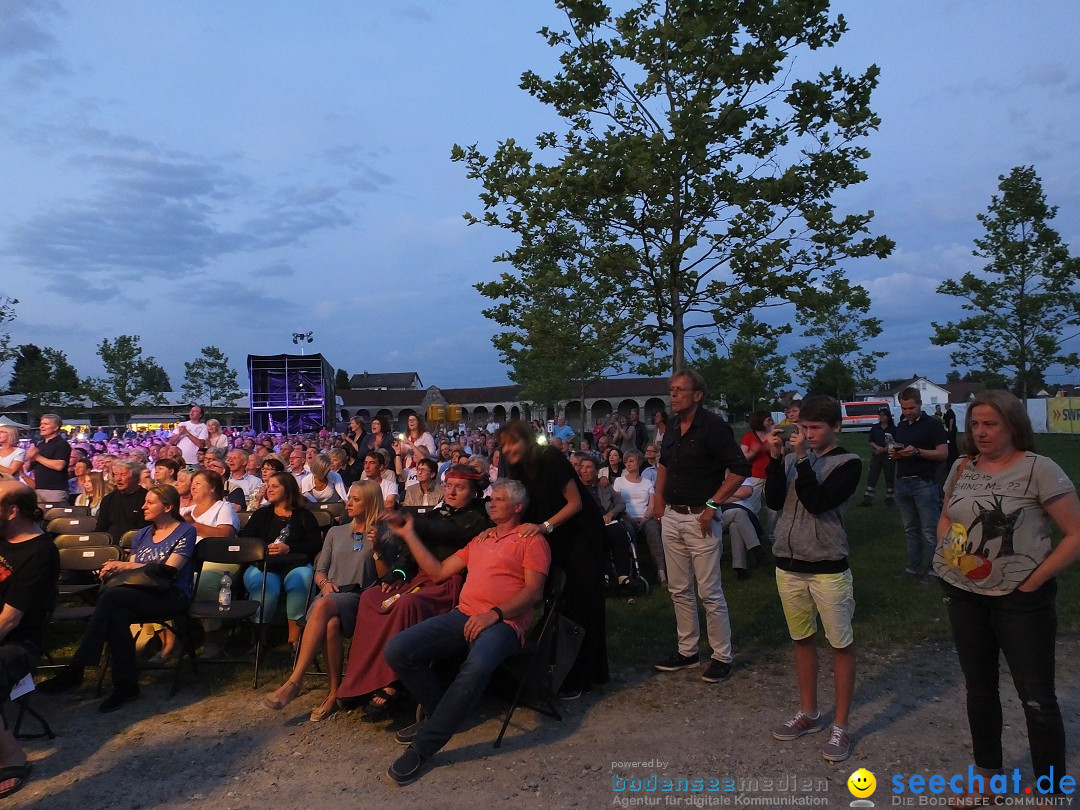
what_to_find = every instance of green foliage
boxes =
[793,267,884,398]
[86,335,171,409]
[932,166,1080,400]
[6,344,83,406]
[455,0,891,373]
[476,234,633,409]
[182,346,243,408]
[335,368,351,390]
[691,314,790,414]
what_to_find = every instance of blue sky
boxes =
[2,1,1078,393]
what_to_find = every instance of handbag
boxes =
[550,615,586,693]
[100,563,179,594]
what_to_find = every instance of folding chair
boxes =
[173,537,268,695]
[47,515,98,534]
[235,511,254,530]
[43,505,91,521]
[53,532,114,550]
[54,546,121,618]
[306,501,345,522]
[493,566,568,748]
[5,674,56,741]
[310,509,334,537]
[118,530,139,558]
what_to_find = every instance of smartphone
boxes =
[780,424,798,442]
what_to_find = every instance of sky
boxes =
[1,0,1078,395]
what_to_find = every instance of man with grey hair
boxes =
[95,460,148,543]
[23,413,71,504]
[382,478,550,785]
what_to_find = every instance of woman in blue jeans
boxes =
[241,472,322,652]
[934,391,1080,803]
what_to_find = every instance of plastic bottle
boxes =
[218,571,233,611]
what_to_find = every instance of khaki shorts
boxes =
[775,568,854,648]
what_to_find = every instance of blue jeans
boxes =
[385,609,520,759]
[943,580,1064,781]
[894,477,939,573]
[243,564,313,623]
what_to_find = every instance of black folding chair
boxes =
[306,501,345,522]
[43,505,92,521]
[173,537,268,695]
[53,532,114,550]
[47,516,98,534]
[493,566,568,748]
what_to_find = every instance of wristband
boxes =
[543,520,553,534]
[705,499,720,510]
[492,606,505,622]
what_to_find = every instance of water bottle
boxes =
[274,525,290,547]
[218,571,232,612]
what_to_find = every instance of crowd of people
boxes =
[0,381,1077,800]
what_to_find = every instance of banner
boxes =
[1047,397,1080,434]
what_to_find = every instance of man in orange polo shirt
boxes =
[383,479,550,786]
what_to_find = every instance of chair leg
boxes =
[14,699,57,741]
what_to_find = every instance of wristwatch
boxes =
[542,520,553,534]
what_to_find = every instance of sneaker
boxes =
[386,747,429,786]
[771,710,824,741]
[821,725,851,762]
[734,568,750,581]
[654,651,699,672]
[901,568,920,579]
[700,659,732,683]
[858,497,873,508]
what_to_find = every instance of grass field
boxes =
[606,431,1080,668]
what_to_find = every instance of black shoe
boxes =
[38,666,84,694]
[735,568,751,581]
[858,497,873,508]
[701,659,732,683]
[749,546,767,567]
[387,747,429,786]
[654,651,699,672]
[99,685,140,713]
[395,721,422,746]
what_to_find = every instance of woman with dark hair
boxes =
[497,419,608,695]
[395,414,437,488]
[599,447,625,484]
[241,471,323,651]
[652,410,668,447]
[359,415,395,458]
[403,457,443,507]
[740,410,774,481]
[335,464,492,720]
[342,416,367,458]
[934,390,1080,805]
[40,484,196,712]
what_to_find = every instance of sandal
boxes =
[0,762,32,799]
[262,680,301,711]
[310,696,340,722]
[361,687,399,722]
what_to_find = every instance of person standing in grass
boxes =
[764,395,862,763]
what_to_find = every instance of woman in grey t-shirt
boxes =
[934,390,1080,800]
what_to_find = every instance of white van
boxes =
[840,400,891,432]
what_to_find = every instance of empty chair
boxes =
[43,505,92,521]
[53,532,114,550]
[53,546,122,622]
[47,515,98,534]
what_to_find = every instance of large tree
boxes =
[692,313,789,415]
[7,344,83,406]
[455,0,892,373]
[932,166,1080,400]
[182,346,243,408]
[793,267,885,399]
[476,226,633,426]
[86,335,171,409]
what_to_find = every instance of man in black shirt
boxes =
[0,482,60,798]
[654,369,749,683]
[891,387,948,577]
[95,459,149,543]
[23,413,71,504]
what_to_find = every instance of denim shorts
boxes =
[775,568,855,648]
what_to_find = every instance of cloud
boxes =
[393,5,434,22]
[0,0,63,61]
[8,55,72,90]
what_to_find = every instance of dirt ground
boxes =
[7,637,1079,810]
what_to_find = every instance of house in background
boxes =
[856,376,951,409]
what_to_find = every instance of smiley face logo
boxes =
[848,768,876,798]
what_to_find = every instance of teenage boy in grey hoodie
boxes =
[763,395,861,763]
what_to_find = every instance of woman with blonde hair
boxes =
[206,419,229,451]
[262,480,401,720]
[76,470,113,515]
[0,425,25,480]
